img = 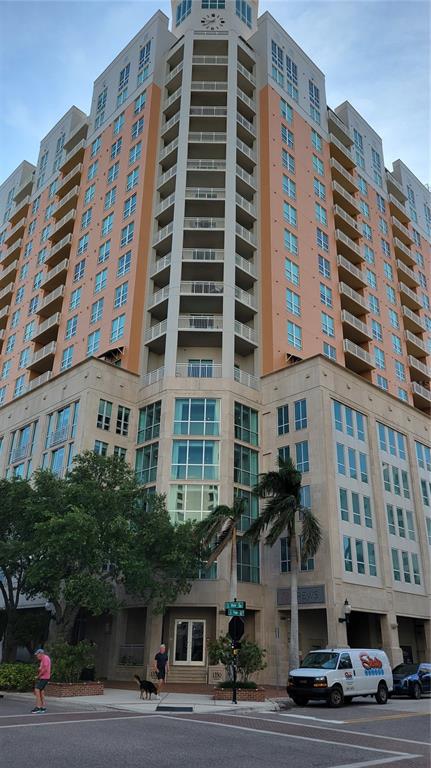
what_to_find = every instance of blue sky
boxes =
[0,0,429,185]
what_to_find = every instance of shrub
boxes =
[0,663,37,691]
[208,634,267,681]
[48,641,96,683]
[217,680,258,689]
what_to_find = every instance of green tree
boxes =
[208,634,266,682]
[0,478,42,661]
[196,498,246,601]
[24,452,202,642]
[246,456,322,672]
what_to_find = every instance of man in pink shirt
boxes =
[31,648,51,714]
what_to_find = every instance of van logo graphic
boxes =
[359,653,382,670]
[344,671,353,679]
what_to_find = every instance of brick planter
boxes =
[47,681,104,697]
[213,687,266,702]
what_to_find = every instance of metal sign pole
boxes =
[232,644,237,705]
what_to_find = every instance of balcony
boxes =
[50,209,76,244]
[182,248,224,262]
[192,55,228,66]
[343,339,374,372]
[13,174,34,204]
[236,164,256,192]
[178,314,223,346]
[327,109,353,145]
[408,355,431,383]
[235,286,257,320]
[143,320,167,352]
[335,229,363,264]
[386,170,407,202]
[185,187,225,202]
[175,362,222,379]
[237,112,256,138]
[10,443,30,463]
[183,217,224,230]
[142,367,165,387]
[27,370,52,391]
[40,258,69,292]
[3,238,23,266]
[186,159,226,172]
[188,131,226,145]
[191,80,227,92]
[402,305,426,334]
[329,133,355,169]
[56,163,83,196]
[237,87,255,113]
[36,285,65,317]
[339,282,368,314]
[237,61,256,86]
[180,282,224,313]
[236,193,256,219]
[333,205,360,239]
[165,60,183,85]
[388,194,409,224]
[0,305,9,327]
[150,253,172,280]
[236,138,256,163]
[152,222,173,249]
[411,381,431,412]
[0,281,14,308]
[391,216,413,246]
[234,319,258,354]
[157,165,177,192]
[393,237,415,267]
[399,282,421,311]
[48,425,70,448]
[331,182,359,216]
[234,368,259,390]
[190,106,227,118]
[236,222,256,247]
[235,253,257,283]
[148,285,169,315]
[46,233,72,267]
[27,341,57,373]
[0,329,5,349]
[341,310,372,344]
[337,255,366,289]
[53,185,79,220]
[396,259,419,288]
[159,137,179,162]
[9,195,30,226]
[59,138,86,175]
[0,259,18,288]
[32,312,61,345]
[329,158,358,194]
[404,330,427,357]
[161,112,180,140]
[4,217,26,246]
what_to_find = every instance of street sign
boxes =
[224,601,246,610]
[225,608,245,617]
[228,616,245,642]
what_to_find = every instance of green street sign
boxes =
[225,608,245,617]
[224,601,246,610]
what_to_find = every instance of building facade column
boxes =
[380,613,403,666]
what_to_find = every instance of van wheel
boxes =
[344,696,353,704]
[375,682,388,705]
[291,696,309,706]
[410,682,421,700]
[328,686,344,708]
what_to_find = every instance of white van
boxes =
[287,648,393,707]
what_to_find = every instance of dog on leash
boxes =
[134,675,158,700]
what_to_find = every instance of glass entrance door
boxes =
[174,620,205,665]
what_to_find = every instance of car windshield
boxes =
[301,652,339,669]
[393,664,418,676]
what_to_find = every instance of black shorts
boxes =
[35,680,49,691]
[156,669,166,681]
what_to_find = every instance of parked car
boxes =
[392,663,431,699]
[287,648,393,708]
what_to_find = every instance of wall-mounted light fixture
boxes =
[338,599,352,624]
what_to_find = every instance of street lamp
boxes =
[338,599,352,624]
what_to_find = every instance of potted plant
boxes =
[47,641,104,697]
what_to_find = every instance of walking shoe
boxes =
[38,708,47,714]
[31,707,41,713]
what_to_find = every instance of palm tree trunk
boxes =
[289,532,300,671]
[230,527,238,602]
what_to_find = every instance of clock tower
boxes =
[171,0,258,38]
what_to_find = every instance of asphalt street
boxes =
[0,694,429,768]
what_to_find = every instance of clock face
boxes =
[200,12,226,30]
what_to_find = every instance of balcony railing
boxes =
[175,362,222,379]
[236,164,256,189]
[180,281,223,295]
[178,314,223,330]
[235,285,257,309]
[161,113,180,135]
[235,253,256,278]
[236,138,256,161]
[56,163,83,195]
[339,282,368,312]
[142,367,165,387]
[236,193,256,217]
[191,80,227,91]
[234,368,259,389]
[237,112,255,136]
[192,55,228,65]
[411,382,431,403]
[182,248,224,262]
[4,216,26,245]
[235,223,256,245]
[148,286,169,308]
[143,320,167,343]
[187,159,226,171]
[408,356,430,379]
[10,444,29,463]
[393,237,415,267]
[190,107,227,117]
[329,158,358,192]
[234,320,257,344]
[396,259,419,287]
[331,181,360,215]
[150,254,172,277]
[336,255,366,287]
[185,187,225,200]
[159,137,179,161]
[28,371,52,391]
[341,310,372,340]
[237,61,256,85]
[188,131,226,143]
[343,339,373,368]
[405,330,427,355]
[402,305,426,332]
[335,229,362,262]
[237,88,255,110]
[152,222,173,246]
[183,217,224,229]
[165,61,183,84]
[48,425,69,447]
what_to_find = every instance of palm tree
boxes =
[196,497,246,602]
[246,456,322,672]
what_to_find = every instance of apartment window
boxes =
[359,200,370,218]
[280,98,292,123]
[312,155,324,176]
[366,269,377,290]
[95,267,108,293]
[415,441,431,472]
[314,178,326,200]
[277,405,289,436]
[281,124,294,148]
[336,443,346,475]
[369,295,380,315]
[362,223,372,241]
[81,208,92,229]
[395,360,406,382]
[421,480,430,507]
[0,386,6,404]
[356,540,365,574]
[176,0,192,25]
[13,375,26,398]
[24,242,33,259]
[344,536,353,572]
[104,187,116,210]
[111,138,122,159]
[129,142,142,164]
[309,80,320,123]
[18,348,30,369]
[61,346,74,371]
[348,449,357,480]
[282,150,295,173]
[278,446,290,462]
[398,388,408,403]
[286,288,301,317]
[1,360,11,380]
[364,496,373,528]
[90,298,104,324]
[28,297,38,315]
[120,222,134,246]
[101,213,114,236]
[87,160,98,180]
[98,240,111,263]
[294,399,307,430]
[367,543,377,576]
[74,260,85,282]
[295,441,309,472]
[113,113,125,135]
[91,136,101,157]
[123,194,137,218]
[116,405,130,436]
[386,285,396,304]
[234,444,258,486]
[134,91,146,113]
[97,399,112,430]
[94,440,108,457]
[126,168,139,191]
[283,202,297,227]
[175,398,220,438]
[77,233,89,255]
[323,342,336,360]
[131,117,144,140]
[234,402,258,446]
[377,375,388,390]
[15,286,25,305]
[384,262,393,281]
[172,440,219,481]
[111,314,125,342]
[318,255,330,279]
[69,287,81,310]
[87,329,100,356]
[315,203,327,225]
[287,321,302,349]
[117,250,131,277]
[65,315,78,340]
[107,162,120,183]
[359,452,368,483]
[311,129,322,151]
[285,258,299,286]
[321,312,335,337]
[316,228,329,252]
[114,282,128,309]
[23,322,35,342]
[135,442,159,484]
[392,334,402,354]
[339,488,349,521]
[363,244,374,264]
[5,334,16,353]
[381,239,391,258]
[11,310,20,328]
[284,229,298,255]
[138,401,161,443]
[388,309,399,329]
[320,283,332,308]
